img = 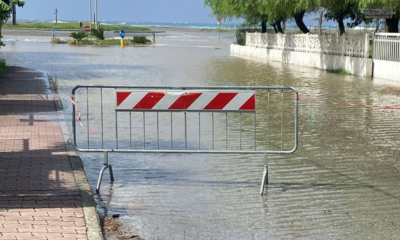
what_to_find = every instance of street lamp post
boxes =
[95,0,98,29]
[89,0,92,29]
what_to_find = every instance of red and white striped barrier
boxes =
[116,90,256,111]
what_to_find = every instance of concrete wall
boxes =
[231,44,373,78]
[373,60,400,81]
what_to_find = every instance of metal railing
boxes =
[71,85,299,195]
[246,32,370,58]
[373,33,400,62]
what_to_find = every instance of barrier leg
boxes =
[260,153,269,195]
[108,164,114,182]
[260,165,269,195]
[96,151,114,193]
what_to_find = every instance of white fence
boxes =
[373,33,400,62]
[246,32,370,58]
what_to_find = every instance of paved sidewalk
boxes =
[0,67,93,240]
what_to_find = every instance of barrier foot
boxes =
[96,164,113,193]
[260,165,268,195]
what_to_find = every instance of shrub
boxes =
[132,36,151,44]
[0,61,6,73]
[91,28,105,40]
[236,30,246,46]
[0,36,4,47]
[69,31,87,44]
[51,37,68,44]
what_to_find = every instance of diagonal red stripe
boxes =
[239,94,255,110]
[116,92,132,107]
[169,92,202,110]
[133,92,166,109]
[204,93,238,110]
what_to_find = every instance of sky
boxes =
[16,0,329,27]
[17,0,218,23]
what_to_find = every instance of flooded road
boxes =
[1,31,400,239]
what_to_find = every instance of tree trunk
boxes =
[261,19,267,33]
[318,7,325,35]
[375,18,380,33]
[276,20,284,34]
[0,20,3,37]
[272,23,278,33]
[337,17,345,35]
[12,3,16,25]
[294,10,310,33]
[386,17,399,33]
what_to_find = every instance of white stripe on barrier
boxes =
[116,90,256,111]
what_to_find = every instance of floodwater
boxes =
[1,31,400,239]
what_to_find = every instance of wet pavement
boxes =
[1,33,400,239]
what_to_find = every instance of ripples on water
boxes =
[1,33,400,239]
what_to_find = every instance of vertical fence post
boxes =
[372,33,376,60]
[365,33,369,59]
[342,35,345,56]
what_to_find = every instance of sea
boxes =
[18,18,350,30]
[19,18,239,29]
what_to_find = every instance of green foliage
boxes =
[132,36,151,44]
[0,36,4,47]
[204,0,399,34]
[91,27,105,40]
[0,1,11,12]
[69,31,87,43]
[0,60,6,73]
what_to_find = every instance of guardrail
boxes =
[373,33,400,62]
[71,85,299,195]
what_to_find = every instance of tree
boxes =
[205,0,310,33]
[358,0,400,32]
[324,1,370,35]
[0,0,25,36]
[204,0,270,32]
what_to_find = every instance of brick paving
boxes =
[0,67,88,240]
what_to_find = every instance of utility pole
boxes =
[95,0,98,29]
[54,8,58,24]
[12,3,16,25]
[217,17,222,41]
[89,0,92,29]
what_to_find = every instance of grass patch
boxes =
[51,37,68,44]
[200,28,234,33]
[369,43,373,58]
[327,69,351,75]
[2,22,151,32]
[0,61,6,73]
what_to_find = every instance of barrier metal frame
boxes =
[71,85,299,195]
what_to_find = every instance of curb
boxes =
[47,74,105,240]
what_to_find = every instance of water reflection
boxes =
[1,39,400,239]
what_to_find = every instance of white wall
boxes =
[373,60,400,81]
[231,44,373,78]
